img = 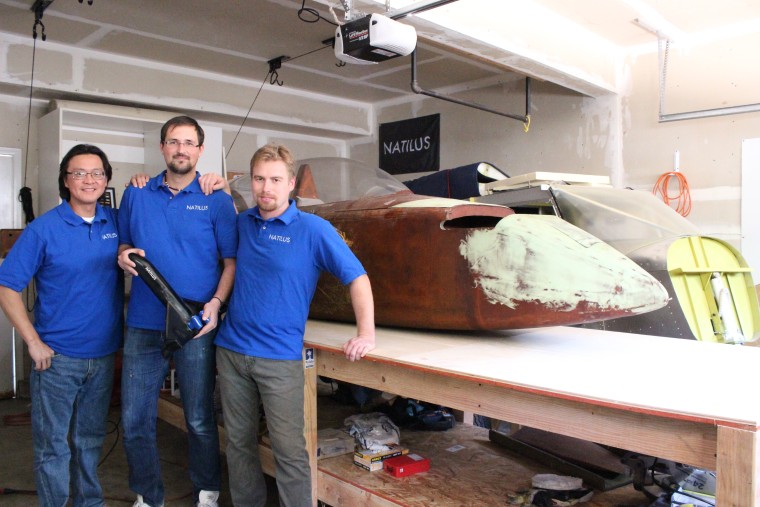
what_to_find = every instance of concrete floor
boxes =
[0,396,280,507]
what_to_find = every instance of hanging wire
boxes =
[227,1,339,159]
[290,44,332,62]
[18,8,47,311]
[22,35,37,190]
[298,0,338,26]
[226,72,271,158]
[653,170,692,217]
[226,43,332,159]
[23,33,37,189]
[20,23,41,225]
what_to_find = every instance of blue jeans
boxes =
[121,327,220,506]
[217,346,311,507]
[31,352,115,507]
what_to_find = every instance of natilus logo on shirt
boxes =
[269,234,291,243]
[186,205,209,211]
[102,233,118,240]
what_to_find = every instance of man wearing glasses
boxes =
[116,116,238,507]
[0,144,123,507]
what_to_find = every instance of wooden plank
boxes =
[304,348,318,507]
[156,394,186,431]
[305,320,760,505]
[316,423,644,506]
[717,426,760,506]
[316,349,717,469]
[319,469,403,507]
[157,320,760,506]
[305,320,760,429]
[484,172,610,192]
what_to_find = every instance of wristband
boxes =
[211,296,224,305]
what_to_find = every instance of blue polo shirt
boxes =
[0,201,123,358]
[118,171,238,330]
[216,200,365,360]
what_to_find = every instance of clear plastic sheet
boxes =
[552,185,700,256]
[229,157,408,211]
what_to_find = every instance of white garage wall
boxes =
[742,138,760,283]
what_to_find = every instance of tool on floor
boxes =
[129,253,208,358]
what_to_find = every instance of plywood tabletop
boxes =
[304,320,760,429]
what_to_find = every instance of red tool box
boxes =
[383,454,430,477]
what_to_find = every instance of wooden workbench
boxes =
[303,319,760,506]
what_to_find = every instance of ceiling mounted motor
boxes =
[334,13,417,65]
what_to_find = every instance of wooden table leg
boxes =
[716,425,760,506]
[304,347,318,507]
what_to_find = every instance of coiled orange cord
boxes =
[653,171,691,216]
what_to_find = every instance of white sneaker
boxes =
[132,494,163,507]
[197,490,219,507]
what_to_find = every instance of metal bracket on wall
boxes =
[410,50,531,128]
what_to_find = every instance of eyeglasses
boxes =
[67,170,106,180]
[164,139,200,149]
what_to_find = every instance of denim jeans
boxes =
[31,352,115,507]
[121,327,220,506]
[217,346,311,507]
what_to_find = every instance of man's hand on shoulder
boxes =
[128,173,151,188]
[198,173,230,196]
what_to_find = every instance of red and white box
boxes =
[353,444,408,472]
[383,453,430,477]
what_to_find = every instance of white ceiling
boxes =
[0,0,758,106]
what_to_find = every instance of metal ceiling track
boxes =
[410,50,531,125]
[386,0,460,20]
[657,38,760,122]
[340,0,460,21]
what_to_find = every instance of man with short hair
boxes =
[117,115,237,507]
[0,144,122,507]
[215,143,375,507]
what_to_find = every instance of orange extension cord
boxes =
[653,171,692,217]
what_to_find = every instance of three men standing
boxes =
[2,114,375,507]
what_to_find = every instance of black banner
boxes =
[379,114,440,175]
